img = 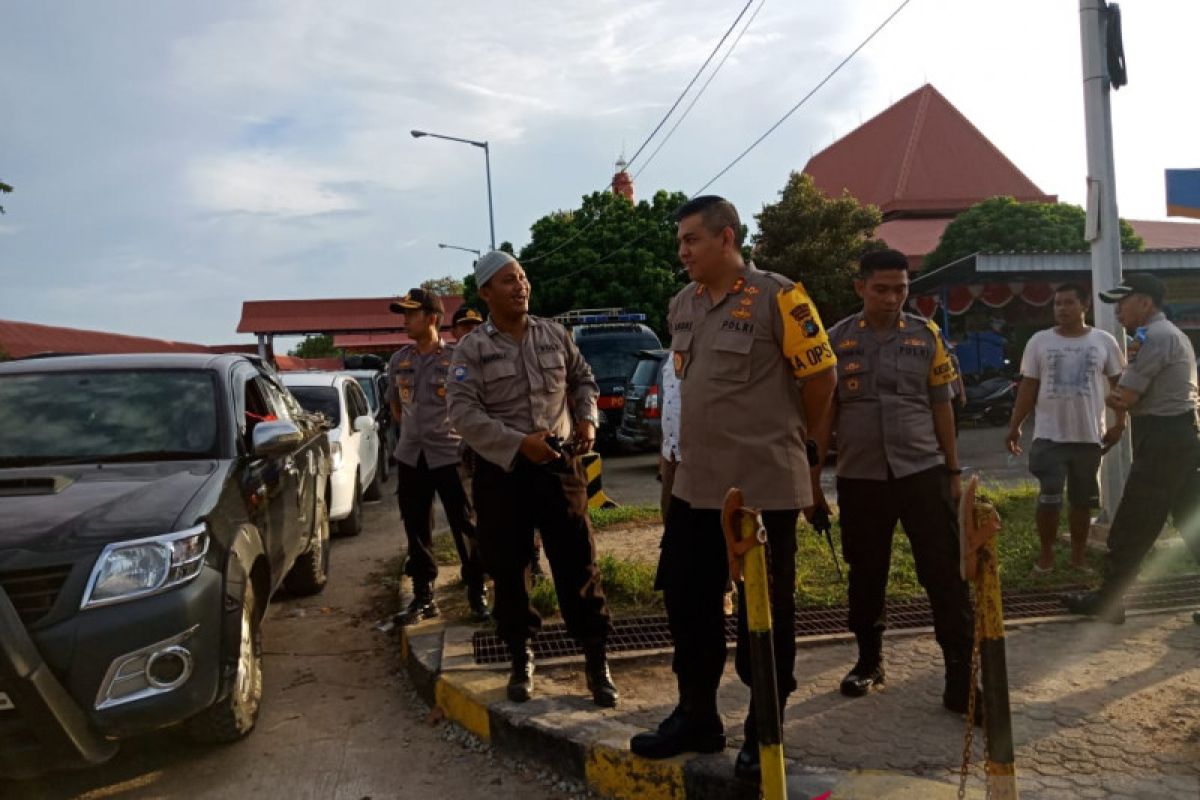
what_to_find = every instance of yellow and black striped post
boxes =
[722,488,787,800]
[581,452,617,510]
[959,475,1018,800]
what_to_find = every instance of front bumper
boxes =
[0,566,224,776]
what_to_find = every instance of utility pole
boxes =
[1079,0,1131,523]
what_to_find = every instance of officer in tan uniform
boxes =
[387,289,488,624]
[810,248,979,722]
[630,196,837,781]
[446,250,618,708]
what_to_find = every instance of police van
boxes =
[552,308,662,451]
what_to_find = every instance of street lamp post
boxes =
[412,129,496,250]
[437,243,482,258]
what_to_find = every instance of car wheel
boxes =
[283,495,330,596]
[337,475,363,536]
[186,579,263,743]
[363,458,383,501]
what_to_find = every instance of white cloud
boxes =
[187,153,359,216]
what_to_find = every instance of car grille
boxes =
[0,565,72,626]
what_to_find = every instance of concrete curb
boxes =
[397,621,984,799]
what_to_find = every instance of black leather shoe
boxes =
[467,586,489,623]
[734,740,760,781]
[507,645,534,703]
[583,640,619,708]
[942,677,985,726]
[395,592,439,626]
[1063,590,1125,624]
[629,709,725,759]
[839,660,885,697]
[1193,610,1199,625]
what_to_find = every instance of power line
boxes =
[522,0,756,264]
[634,0,768,181]
[693,0,913,195]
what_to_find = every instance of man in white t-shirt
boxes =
[1006,283,1126,572]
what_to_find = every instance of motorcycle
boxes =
[955,372,1018,427]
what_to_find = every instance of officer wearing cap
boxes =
[446,251,618,707]
[630,196,837,780]
[810,248,980,723]
[1065,273,1200,623]
[451,304,485,342]
[388,288,488,624]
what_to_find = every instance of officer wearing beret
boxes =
[630,196,837,780]
[810,249,980,723]
[447,251,618,707]
[388,288,488,624]
[1065,273,1200,623]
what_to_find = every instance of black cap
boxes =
[451,306,484,327]
[390,288,445,315]
[1098,274,1165,306]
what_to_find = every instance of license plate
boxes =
[0,692,13,712]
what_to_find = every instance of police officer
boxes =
[1065,274,1200,623]
[446,251,618,707]
[388,288,488,624]
[451,304,485,341]
[810,249,980,723]
[630,196,837,781]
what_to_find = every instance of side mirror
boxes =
[252,420,304,458]
[353,415,375,433]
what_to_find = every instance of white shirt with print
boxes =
[1020,327,1124,444]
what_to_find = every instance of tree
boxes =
[751,172,886,323]
[464,191,689,337]
[923,196,1145,271]
[420,275,465,297]
[289,334,340,359]
[0,180,11,214]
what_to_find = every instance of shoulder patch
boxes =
[452,364,469,382]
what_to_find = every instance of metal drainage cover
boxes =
[471,574,1200,665]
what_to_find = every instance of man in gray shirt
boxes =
[1065,274,1200,623]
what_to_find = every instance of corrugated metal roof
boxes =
[912,250,1200,293]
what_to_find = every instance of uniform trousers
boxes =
[836,466,973,656]
[657,496,798,723]
[1101,412,1200,594]
[397,452,484,592]
[472,455,610,646]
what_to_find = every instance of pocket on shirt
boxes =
[537,350,567,392]
[712,333,753,382]
[482,359,521,402]
[897,357,927,396]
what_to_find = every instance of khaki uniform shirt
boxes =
[386,339,461,469]
[669,263,835,510]
[447,316,599,470]
[1120,312,1199,417]
[828,311,958,481]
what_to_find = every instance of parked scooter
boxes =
[955,370,1018,427]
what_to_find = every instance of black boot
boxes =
[942,649,984,726]
[466,583,489,623]
[734,695,787,781]
[582,638,619,708]
[507,643,534,703]
[1193,610,1199,626]
[839,629,885,697]
[629,687,725,759]
[1063,589,1126,624]
[395,584,439,626]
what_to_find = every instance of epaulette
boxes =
[758,270,795,291]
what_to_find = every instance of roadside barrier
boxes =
[582,452,617,510]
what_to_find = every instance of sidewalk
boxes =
[399,607,1200,800]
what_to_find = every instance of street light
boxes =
[411,129,496,250]
[438,243,482,257]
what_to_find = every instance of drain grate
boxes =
[471,574,1200,665]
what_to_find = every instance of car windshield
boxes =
[577,333,662,384]
[629,357,664,387]
[355,377,379,412]
[0,369,220,466]
[288,386,341,426]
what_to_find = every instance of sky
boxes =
[1,0,1196,345]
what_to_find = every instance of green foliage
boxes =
[589,504,661,529]
[924,196,1145,271]
[752,172,886,323]
[466,190,689,339]
[420,275,465,297]
[527,554,662,618]
[0,179,11,214]
[289,334,340,359]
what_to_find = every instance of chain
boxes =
[957,565,987,800]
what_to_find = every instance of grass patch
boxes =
[528,553,663,618]
[590,504,661,529]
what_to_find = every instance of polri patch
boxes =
[803,319,820,337]
[452,365,468,382]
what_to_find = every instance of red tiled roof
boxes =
[275,355,344,372]
[0,318,211,360]
[804,84,1055,216]
[237,296,465,336]
[1127,219,1200,249]
[876,217,955,269]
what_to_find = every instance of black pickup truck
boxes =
[0,353,331,777]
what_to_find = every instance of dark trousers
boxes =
[472,456,610,646]
[1102,413,1200,594]
[397,452,484,592]
[657,496,798,723]
[836,466,973,657]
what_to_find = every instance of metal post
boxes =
[1080,0,1131,520]
[483,142,496,251]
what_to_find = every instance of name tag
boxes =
[0,692,14,711]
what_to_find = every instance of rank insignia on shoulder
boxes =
[739,297,754,307]
[731,276,746,294]
[836,339,858,350]
[789,303,813,322]
[694,284,705,297]
[732,308,752,320]
[452,365,468,382]
[803,319,820,337]
[744,285,760,295]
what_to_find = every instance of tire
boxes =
[337,475,363,536]
[363,459,383,501]
[283,495,330,596]
[186,579,263,743]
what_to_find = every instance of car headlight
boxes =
[81,525,210,609]
[330,441,343,470]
